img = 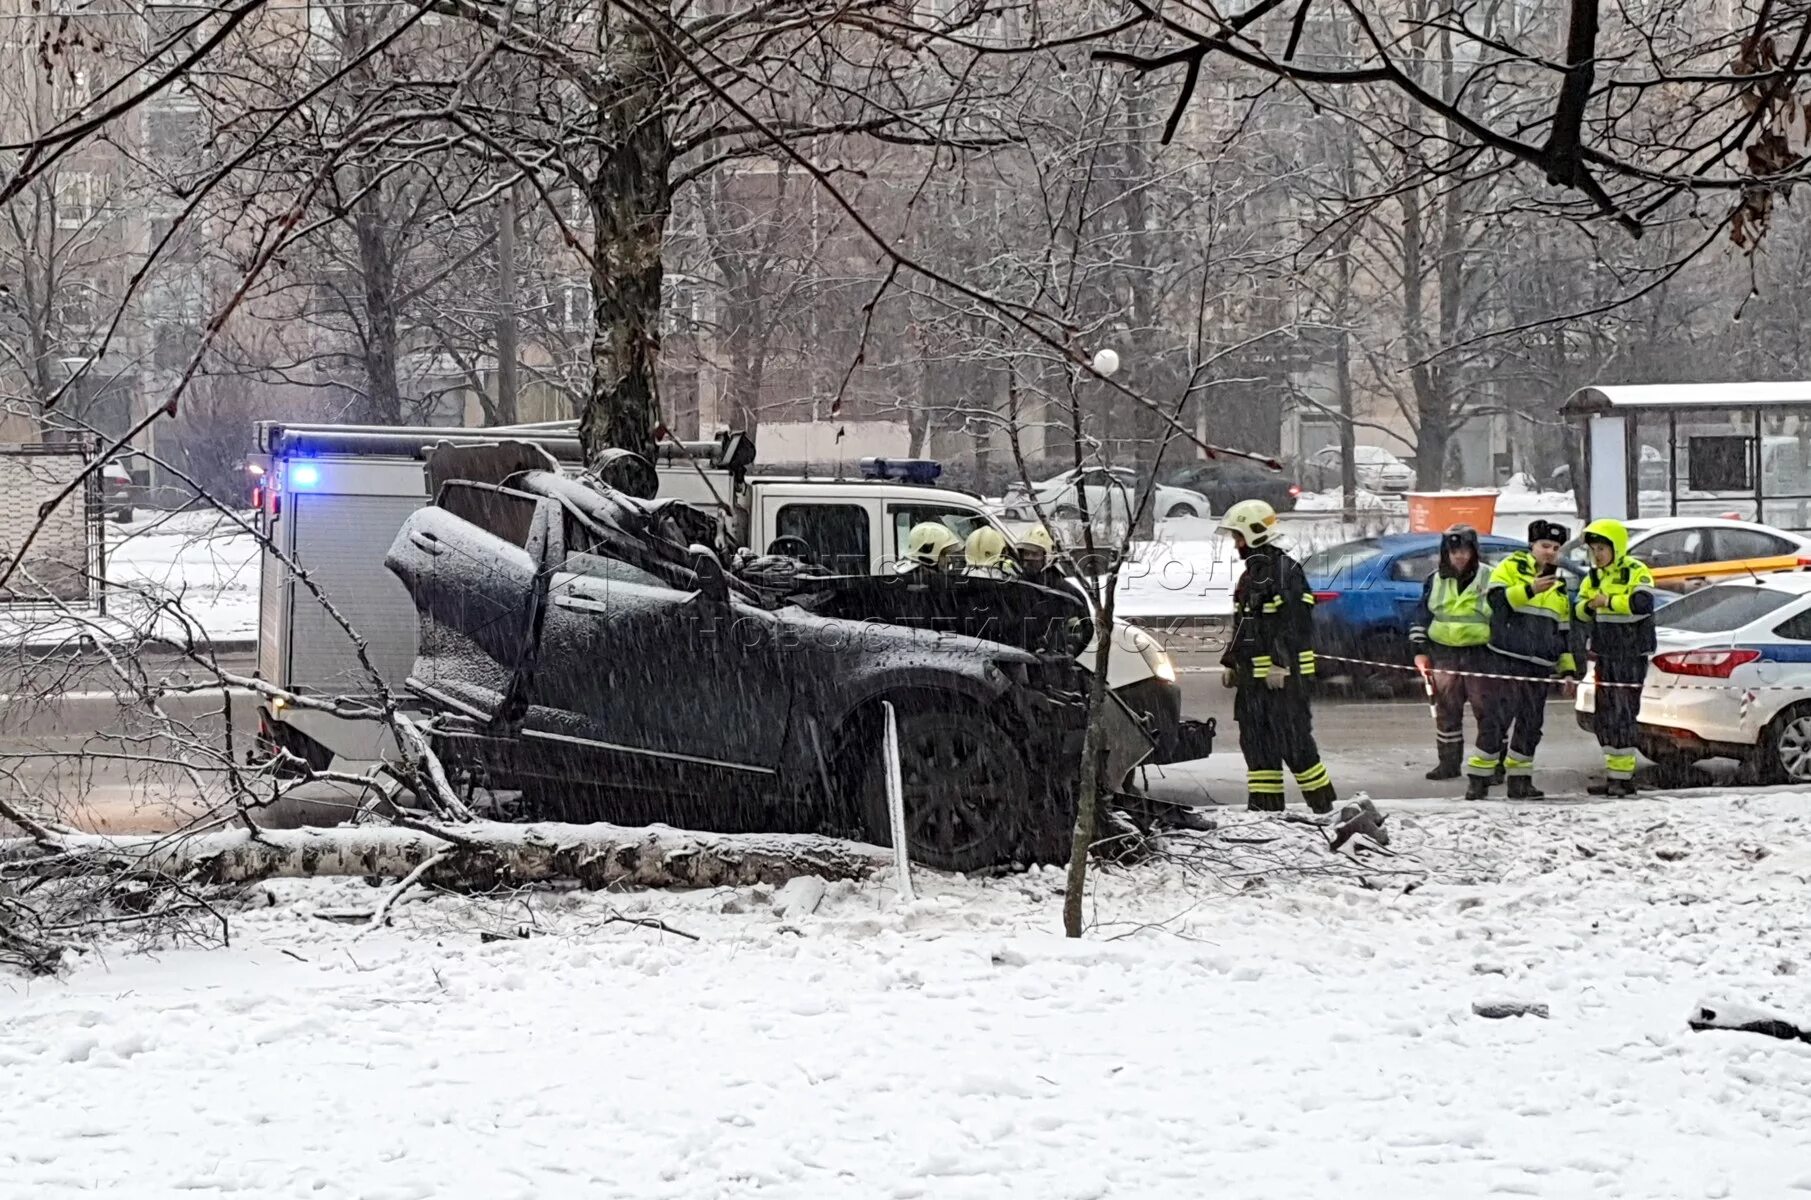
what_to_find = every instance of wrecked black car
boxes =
[384,468,1153,871]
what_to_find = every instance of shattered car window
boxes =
[438,482,538,549]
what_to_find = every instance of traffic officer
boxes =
[1469,519,1580,800]
[1409,524,1492,781]
[903,522,962,573]
[1575,518,1656,797]
[1218,499,1337,813]
[962,526,1017,579]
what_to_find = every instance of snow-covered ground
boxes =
[0,510,260,648]
[7,793,1809,1198]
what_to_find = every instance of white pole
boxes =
[880,700,915,903]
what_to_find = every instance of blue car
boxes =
[1303,533,1678,695]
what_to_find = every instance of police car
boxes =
[1575,573,1811,782]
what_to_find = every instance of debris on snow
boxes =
[1689,998,1811,1044]
[1472,1000,1551,1020]
[774,875,828,920]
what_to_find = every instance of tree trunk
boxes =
[494,184,520,427]
[2,821,890,890]
[351,174,403,425]
[579,22,672,465]
[1117,79,1162,537]
[1401,182,1447,490]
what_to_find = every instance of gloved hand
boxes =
[1220,666,1237,690]
[1265,666,1289,691]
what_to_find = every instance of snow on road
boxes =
[0,510,259,648]
[5,793,1809,1198]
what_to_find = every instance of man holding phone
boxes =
[1469,520,1581,800]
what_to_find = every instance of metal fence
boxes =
[0,443,104,608]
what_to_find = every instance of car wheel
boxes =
[112,506,133,524]
[1163,503,1198,520]
[1761,703,1811,785]
[859,704,1032,872]
[1355,636,1405,698]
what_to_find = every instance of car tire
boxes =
[1641,741,1701,788]
[1759,703,1811,785]
[857,702,1034,872]
[1356,636,1405,698]
[1163,503,1198,520]
[112,506,133,524]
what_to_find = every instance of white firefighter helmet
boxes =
[964,525,1014,570]
[1015,524,1055,554]
[904,521,963,569]
[1218,498,1279,548]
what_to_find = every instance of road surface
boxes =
[0,649,1740,835]
[1156,658,1729,805]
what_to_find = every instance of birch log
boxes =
[1,821,891,890]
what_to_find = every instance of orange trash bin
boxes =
[1407,492,1499,534]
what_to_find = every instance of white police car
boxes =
[1576,573,1811,781]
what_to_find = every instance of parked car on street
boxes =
[1306,532,1681,695]
[1157,458,1301,514]
[1301,445,1416,494]
[1304,533,1525,694]
[1562,517,1811,591]
[385,468,1154,871]
[1574,574,1811,783]
[102,461,133,523]
[999,466,1214,521]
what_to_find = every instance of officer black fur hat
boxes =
[1527,519,1569,547]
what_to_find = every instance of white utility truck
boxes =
[249,421,1188,771]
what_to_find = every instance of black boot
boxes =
[1303,785,1337,815]
[1464,775,1492,801]
[1586,779,1636,797]
[1506,776,1544,801]
[1419,745,1463,785]
[1247,795,1284,813]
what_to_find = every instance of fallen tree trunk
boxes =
[1,821,891,890]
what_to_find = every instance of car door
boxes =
[384,482,556,724]
[529,513,791,780]
[1386,549,1439,633]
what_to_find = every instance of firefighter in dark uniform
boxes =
[1218,499,1337,813]
[1409,525,1492,781]
[1469,519,1580,800]
[1576,518,1656,797]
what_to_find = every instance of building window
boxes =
[55,68,92,114]
[145,3,198,55]
[306,0,338,61]
[55,172,95,229]
[561,282,590,332]
[54,283,99,333]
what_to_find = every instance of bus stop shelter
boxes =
[1562,381,1811,531]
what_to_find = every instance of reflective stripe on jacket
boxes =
[1222,547,1317,681]
[1485,551,1580,673]
[1577,562,1657,657]
[1412,571,1490,648]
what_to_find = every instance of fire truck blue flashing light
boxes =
[291,463,320,487]
[860,457,941,484]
